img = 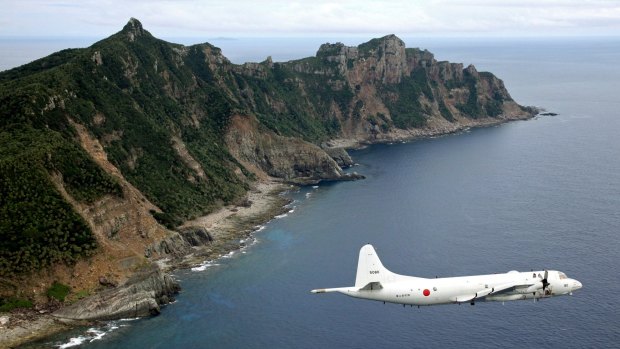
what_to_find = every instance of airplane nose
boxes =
[573,280,582,290]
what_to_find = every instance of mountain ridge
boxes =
[0,18,535,326]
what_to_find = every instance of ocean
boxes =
[13,37,620,348]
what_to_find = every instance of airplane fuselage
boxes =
[326,270,581,306]
[311,245,582,306]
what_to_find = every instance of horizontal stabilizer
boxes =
[311,287,355,294]
[358,281,383,291]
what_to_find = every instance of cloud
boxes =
[1,0,619,37]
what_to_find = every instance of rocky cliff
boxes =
[53,267,179,321]
[225,114,362,184]
[0,18,535,322]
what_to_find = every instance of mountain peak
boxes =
[124,18,143,31]
[122,17,145,42]
[380,34,401,42]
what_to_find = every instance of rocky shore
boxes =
[0,114,539,348]
[0,180,291,348]
[326,111,537,150]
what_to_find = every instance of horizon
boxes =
[2,31,619,73]
[2,1,620,38]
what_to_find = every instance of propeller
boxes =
[541,270,549,291]
[526,270,551,295]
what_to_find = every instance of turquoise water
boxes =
[21,38,620,348]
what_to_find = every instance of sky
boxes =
[1,0,619,39]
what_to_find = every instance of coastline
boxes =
[171,180,293,270]
[0,312,73,349]
[170,112,537,272]
[2,112,536,348]
[326,112,536,150]
[0,180,292,348]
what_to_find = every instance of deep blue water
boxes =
[20,38,620,348]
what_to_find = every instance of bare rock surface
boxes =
[52,267,179,321]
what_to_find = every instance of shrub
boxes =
[46,282,70,302]
[0,297,33,312]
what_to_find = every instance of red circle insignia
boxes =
[423,289,430,296]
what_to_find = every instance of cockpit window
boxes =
[559,272,567,279]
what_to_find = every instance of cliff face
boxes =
[53,267,180,321]
[225,114,362,184]
[0,18,534,313]
[288,35,530,140]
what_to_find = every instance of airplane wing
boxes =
[488,282,520,295]
[453,281,531,303]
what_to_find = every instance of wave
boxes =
[56,320,134,348]
[275,207,295,219]
[191,261,220,272]
[58,336,88,349]
[221,251,235,258]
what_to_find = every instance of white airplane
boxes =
[311,244,582,306]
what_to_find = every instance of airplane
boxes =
[311,244,582,306]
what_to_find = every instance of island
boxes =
[0,18,536,347]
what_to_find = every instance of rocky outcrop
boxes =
[143,226,214,258]
[178,226,213,247]
[323,147,354,168]
[123,17,146,42]
[53,267,179,321]
[281,34,533,140]
[144,232,191,258]
[225,115,361,184]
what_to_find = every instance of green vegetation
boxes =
[0,19,508,280]
[46,282,70,302]
[454,71,508,119]
[485,89,506,117]
[240,60,349,142]
[380,68,434,129]
[0,297,33,311]
[0,127,105,276]
[358,37,384,57]
[456,71,482,118]
[316,43,344,58]
[438,99,454,121]
[74,289,90,300]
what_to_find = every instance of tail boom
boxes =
[311,287,356,294]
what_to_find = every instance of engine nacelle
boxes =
[525,282,544,293]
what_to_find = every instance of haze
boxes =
[2,0,619,38]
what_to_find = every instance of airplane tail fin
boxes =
[354,244,397,289]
